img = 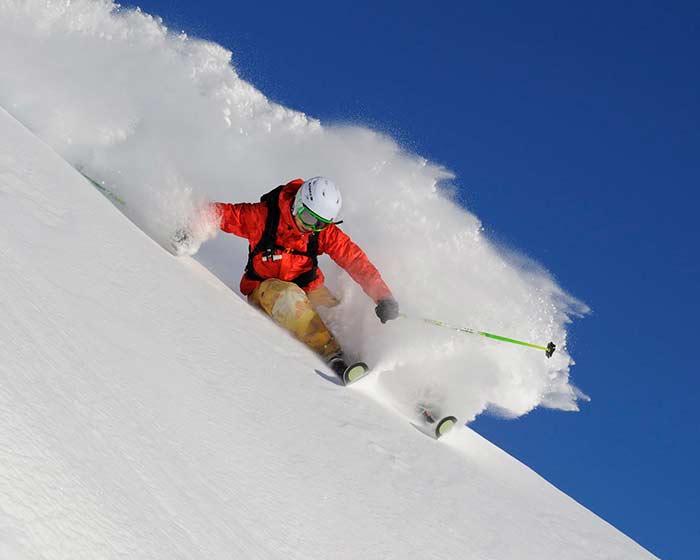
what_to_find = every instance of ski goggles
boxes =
[296,204,334,232]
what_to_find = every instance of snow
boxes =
[0,1,655,558]
[0,103,655,560]
[0,0,589,426]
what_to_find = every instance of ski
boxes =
[415,403,459,439]
[342,361,370,385]
[329,365,459,439]
[434,416,459,438]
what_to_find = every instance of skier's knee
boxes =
[259,279,304,297]
[251,279,313,322]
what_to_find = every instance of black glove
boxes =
[170,227,193,256]
[172,227,190,246]
[375,298,400,324]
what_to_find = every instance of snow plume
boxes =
[0,0,589,422]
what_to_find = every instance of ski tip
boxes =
[435,416,459,438]
[343,362,370,385]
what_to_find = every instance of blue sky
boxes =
[132,1,698,557]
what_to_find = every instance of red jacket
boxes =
[212,179,393,303]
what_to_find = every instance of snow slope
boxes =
[0,107,655,558]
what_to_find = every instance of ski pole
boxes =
[77,168,127,206]
[398,313,556,358]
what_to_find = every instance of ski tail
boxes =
[343,362,370,385]
[434,416,458,438]
[415,403,459,439]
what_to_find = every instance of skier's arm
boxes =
[210,202,261,238]
[322,227,394,304]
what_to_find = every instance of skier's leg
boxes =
[249,279,341,360]
[307,285,340,308]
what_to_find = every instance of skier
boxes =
[204,177,399,382]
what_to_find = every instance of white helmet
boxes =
[293,176,342,222]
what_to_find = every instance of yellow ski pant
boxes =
[249,279,341,360]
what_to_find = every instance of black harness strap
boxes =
[245,185,319,288]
